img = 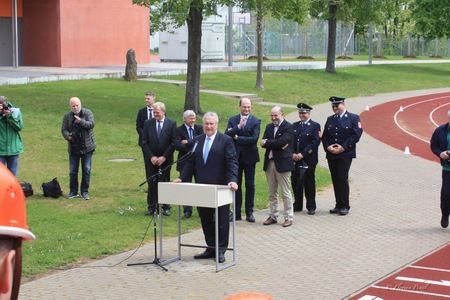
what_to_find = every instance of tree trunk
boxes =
[185,1,203,114]
[255,2,264,90]
[434,38,439,57]
[377,32,382,56]
[326,3,337,74]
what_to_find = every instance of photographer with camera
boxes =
[61,97,96,200]
[430,109,450,228]
[0,96,24,177]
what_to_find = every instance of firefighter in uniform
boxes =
[291,103,321,215]
[322,96,363,216]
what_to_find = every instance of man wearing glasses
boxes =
[322,96,363,216]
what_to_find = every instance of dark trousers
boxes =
[292,164,317,212]
[235,160,256,217]
[327,158,353,210]
[441,170,450,215]
[180,172,193,214]
[146,163,171,211]
[198,204,230,254]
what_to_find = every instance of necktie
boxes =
[273,125,279,137]
[203,137,211,164]
[157,121,162,137]
[269,126,279,159]
[148,109,153,119]
[189,127,194,139]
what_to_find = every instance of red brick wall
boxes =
[22,0,149,67]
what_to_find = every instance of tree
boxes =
[310,0,386,73]
[244,0,310,90]
[133,0,239,114]
[411,0,450,56]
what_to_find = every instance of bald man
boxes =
[61,97,97,200]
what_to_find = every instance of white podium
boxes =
[157,182,236,272]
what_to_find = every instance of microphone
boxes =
[189,141,199,155]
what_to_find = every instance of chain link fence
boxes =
[228,16,450,59]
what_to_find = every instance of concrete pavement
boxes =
[9,61,450,299]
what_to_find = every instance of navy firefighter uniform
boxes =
[322,96,363,215]
[291,103,321,214]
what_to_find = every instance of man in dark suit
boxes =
[291,103,321,215]
[173,110,204,219]
[142,102,177,217]
[225,98,261,222]
[260,106,294,227]
[322,96,363,216]
[174,112,238,263]
[136,91,156,185]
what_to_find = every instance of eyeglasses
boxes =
[332,104,341,107]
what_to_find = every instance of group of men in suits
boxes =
[136,91,363,262]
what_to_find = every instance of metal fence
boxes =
[228,16,450,59]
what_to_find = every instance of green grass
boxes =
[4,62,450,278]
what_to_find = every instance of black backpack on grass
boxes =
[42,178,63,198]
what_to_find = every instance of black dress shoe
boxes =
[307,210,316,215]
[145,210,154,216]
[441,213,449,228]
[182,211,192,219]
[339,208,349,216]
[229,215,242,222]
[330,207,340,214]
[246,214,255,223]
[194,250,215,259]
[162,208,171,216]
[218,253,225,263]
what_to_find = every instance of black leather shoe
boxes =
[162,209,171,216]
[339,208,349,216]
[145,210,154,216]
[246,213,255,223]
[229,215,242,222]
[330,207,339,214]
[182,211,192,219]
[308,210,316,215]
[441,213,449,228]
[194,250,214,259]
[218,253,226,263]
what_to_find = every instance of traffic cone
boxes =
[365,105,369,111]
[399,106,404,112]
[403,146,410,154]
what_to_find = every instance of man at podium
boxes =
[174,112,238,263]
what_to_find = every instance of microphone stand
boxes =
[128,148,196,271]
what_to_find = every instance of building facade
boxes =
[0,0,150,67]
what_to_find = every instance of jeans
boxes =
[0,155,19,177]
[69,151,93,194]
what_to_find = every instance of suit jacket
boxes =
[322,111,363,159]
[225,114,261,164]
[180,132,238,185]
[261,120,294,173]
[430,122,450,167]
[292,119,321,166]
[173,123,204,172]
[141,117,177,167]
[136,107,154,146]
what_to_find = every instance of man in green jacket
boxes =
[0,96,24,177]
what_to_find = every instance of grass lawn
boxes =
[3,62,449,279]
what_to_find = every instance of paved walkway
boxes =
[10,61,450,299]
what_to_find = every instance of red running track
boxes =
[350,92,450,300]
[349,244,450,300]
[360,92,450,164]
